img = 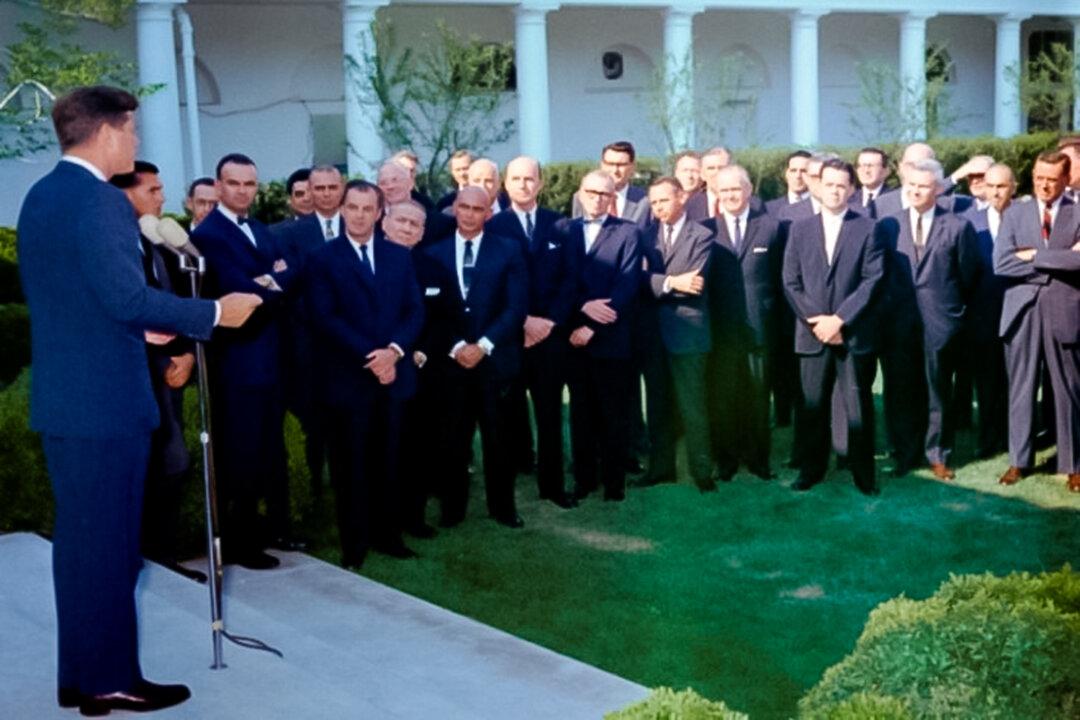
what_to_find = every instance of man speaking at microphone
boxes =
[17,86,261,715]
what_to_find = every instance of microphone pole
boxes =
[155,217,283,667]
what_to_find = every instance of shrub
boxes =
[605,687,749,720]
[0,227,23,303]
[799,567,1080,720]
[0,303,30,386]
[0,369,52,533]
[801,692,912,720]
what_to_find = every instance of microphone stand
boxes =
[177,253,282,668]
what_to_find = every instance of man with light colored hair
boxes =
[873,142,979,218]
[685,146,732,221]
[383,200,427,249]
[874,156,980,480]
[466,157,510,215]
[390,148,435,211]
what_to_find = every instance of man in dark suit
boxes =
[435,149,475,211]
[184,176,217,231]
[389,148,437,211]
[572,140,651,226]
[276,164,346,505]
[305,181,424,567]
[416,186,529,527]
[765,150,811,219]
[467,158,512,216]
[703,165,784,481]
[380,160,454,247]
[488,156,578,508]
[673,150,703,193]
[849,147,891,218]
[994,151,1080,492]
[638,177,715,490]
[960,163,1013,457]
[873,143,980,219]
[111,161,203,580]
[684,146,732,222]
[268,168,313,236]
[782,159,884,495]
[875,158,980,479]
[17,86,260,715]
[565,171,643,501]
[192,153,297,569]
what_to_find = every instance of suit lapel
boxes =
[339,238,376,299]
[737,211,763,262]
[915,208,948,274]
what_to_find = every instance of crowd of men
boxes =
[134,136,1080,573]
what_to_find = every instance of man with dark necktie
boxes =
[849,147,891,218]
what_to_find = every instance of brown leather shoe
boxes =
[999,466,1026,485]
[930,462,955,480]
[1068,474,1080,493]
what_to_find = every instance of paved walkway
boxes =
[0,532,646,719]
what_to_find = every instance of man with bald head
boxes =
[564,170,643,501]
[487,156,578,508]
[416,185,529,527]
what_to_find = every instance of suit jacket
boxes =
[192,207,294,386]
[782,211,884,356]
[278,213,340,274]
[769,196,816,227]
[703,208,784,350]
[416,231,528,380]
[876,208,980,350]
[486,207,577,327]
[961,207,1006,344]
[17,161,216,438]
[640,216,714,355]
[563,216,643,359]
[995,198,1080,344]
[305,236,423,402]
[873,184,969,220]
[573,185,651,226]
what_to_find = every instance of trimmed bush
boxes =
[0,303,30,386]
[0,226,23,303]
[799,567,1080,720]
[801,692,912,720]
[0,369,52,533]
[605,688,749,720]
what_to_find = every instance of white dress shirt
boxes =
[988,207,1002,241]
[788,191,809,205]
[347,232,375,274]
[659,213,689,294]
[216,205,258,247]
[706,190,719,218]
[316,212,341,240]
[721,206,750,251]
[61,155,106,181]
[862,186,883,207]
[909,205,936,247]
[451,231,493,357]
[821,207,845,265]
[810,197,822,215]
[583,215,607,253]
[513,206,536,237]
[613,186,628,218]
[1038,196,1063,234]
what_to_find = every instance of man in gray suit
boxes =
[572,140,651,226]
[638,176,716,490]
[994,151,1080,492]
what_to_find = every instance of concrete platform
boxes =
[0,532,646,718]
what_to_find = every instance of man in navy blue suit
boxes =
[782,159,884,495]
[565,171,643,501]
[17,86,261,715]
[875,158,980,480]
[305,181,424,567]
[488,156,579,508]
[192,153,297,569]
[994,152,1080,492]
[416,186,529,528]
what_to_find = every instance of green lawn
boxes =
[301,407,1080,720]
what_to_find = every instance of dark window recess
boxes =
[602,51,624,80]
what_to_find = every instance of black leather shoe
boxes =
[494,512,525,528]
[792,476,818,491]
[270,536,308,552]
[153,559,208,584]
[856,480,881,496]
[79,680,190,716]
[59,687,80,708]
[572,484,596,501]
[405,522,438,539]
[233,551,280,570]
[749,465,774,481]
[540,492,578,509]
[373,540,418,559]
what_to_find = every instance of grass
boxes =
[296,392,1080,720]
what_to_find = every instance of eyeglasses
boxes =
[582,189,613,199]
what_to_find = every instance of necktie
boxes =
[607,193,619,218]
[664,223,674,252]
[733,216,742,251]
[462,240,475,294]
[865,191,874,207]
[525,212,534,242]
[1042,206,1052,243]
[914,214,925,263]
[325,218,335,240]
[359,243,372,274]
[236,215,247,225]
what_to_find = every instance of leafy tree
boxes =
[1008,42,1077,134]
[350,20,515,197]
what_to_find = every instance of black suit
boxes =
[488,207,577,500]
[416,231,528,524]
[782,211,884,490]
[192,208,295,558]
[305,236,423,561]
[703,209,784,477]
[876,208,980,468]
[640,216,715,486]
[563,216,642,499]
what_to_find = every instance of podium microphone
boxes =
[138,215,185,261]
[158,217,204,259]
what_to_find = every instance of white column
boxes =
[342,0,390,176]
[136,0,186,212]
[515,3,558,163]
[790,9,826,146]
[898,11,935,140]
[994,14,1030,138]
[663,5,703,149]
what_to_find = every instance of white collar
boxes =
[61,155,106,182]
[217,205,250,225]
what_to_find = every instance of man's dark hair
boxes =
[821,158,856,184]
[285,168,311,195]
[51,85,138,152]
[649,176,683,193]
[187,176,214,198]
[673,149,700,163]
[215,152,257,179]
[344,179,385,211]
[1036,150,1071,179]
[109,160,160,189]
[602,140,636,162]
[785,150,812,167]
[857,147,889,166]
